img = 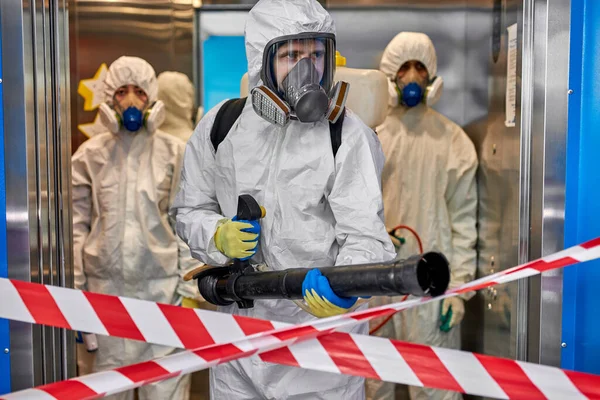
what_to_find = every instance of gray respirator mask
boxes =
[281,58,330,123]
[250,33,349,127]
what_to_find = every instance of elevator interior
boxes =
[0,0,573,397]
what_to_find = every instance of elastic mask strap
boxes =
[394,82,403,106]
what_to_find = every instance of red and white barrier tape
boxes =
[266,332,600,400]
[3,237,599,352]
[0,331,296,400]
[4,328,600,399]
[1,237,600,399]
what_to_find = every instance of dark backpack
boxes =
[209,97,345,156]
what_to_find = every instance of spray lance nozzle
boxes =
[184,195,450,309]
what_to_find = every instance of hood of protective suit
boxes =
[244,0,336,90]
[104,56,159,104]
[379,32,438,80]
[157,71,195,140]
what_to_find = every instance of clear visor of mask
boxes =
[261,33,336,114]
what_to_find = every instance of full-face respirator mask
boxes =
[250,33,349,126]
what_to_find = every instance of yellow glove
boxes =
[181,298,201,309]
[304,290,354,318]
[214,218,260,260]
[302,269,357,318]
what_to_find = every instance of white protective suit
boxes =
[72,56,199,400]
[366,33,478,400]
[157,71,195,142]
[171,1,396,399]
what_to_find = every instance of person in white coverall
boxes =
[157,71,196,142]
[365,32,478,400]
[72,56,201,400]
[170,0,396,399]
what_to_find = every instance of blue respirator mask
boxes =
[121,106,144,132]
[401,82,424,107]
[98,100,166,135]
[389,76,444,109]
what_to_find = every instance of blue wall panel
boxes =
[0,21,11,395]
[202,35,247,112]
[562,0,600,374]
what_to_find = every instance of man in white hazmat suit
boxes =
[72,56,201,400]
[157,71,196,142]
[171,0,396,398]
[366,32,478,400]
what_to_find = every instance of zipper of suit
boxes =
[259,125,287,269]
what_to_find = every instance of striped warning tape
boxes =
[2,237,599,352]
[4,327,600,399]
[1,238,600,399]
[265,332,600,400]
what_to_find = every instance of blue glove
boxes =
[232,218,261,261]
[302,269,358,317]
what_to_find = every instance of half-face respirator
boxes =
[388,76,444,108]
[99,90,165,134]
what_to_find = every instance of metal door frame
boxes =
[518,0,571,366]
[0,0,74,390]
[0,15,11,395]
